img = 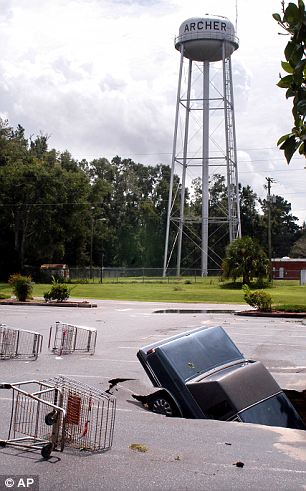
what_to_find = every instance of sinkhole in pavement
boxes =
[154,309,236,314]
[107,379,306,429]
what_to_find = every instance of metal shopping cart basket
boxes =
[0,376,116,459]
[45,376,116,453]
[48,321,97,355]
[0,324,43,360]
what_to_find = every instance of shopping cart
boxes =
[48,321,97,355]
[0,380,66,458]
[0,376,116,458]
[0,324,43,360]
[45,376,116,452]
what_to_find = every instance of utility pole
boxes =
[265,177,275,281]
[90,207,95,281]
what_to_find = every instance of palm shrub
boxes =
[222,236,270,286]
[8,273,33,301]
[44,276,72,302]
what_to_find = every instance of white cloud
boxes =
[0,0,305,223]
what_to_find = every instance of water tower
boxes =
[163,15,241,277]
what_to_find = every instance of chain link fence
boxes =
[24,266,222,284]
[69,267,222,283]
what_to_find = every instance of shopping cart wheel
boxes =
[41,443,53,459]
[45,410,59,426]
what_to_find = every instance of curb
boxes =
[235,310,306,318]
[0,300,97,308]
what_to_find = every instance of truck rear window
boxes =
[239,393,305,430]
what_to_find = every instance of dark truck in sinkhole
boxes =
[136,326,305,430]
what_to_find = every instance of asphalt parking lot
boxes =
[0,300,306,491]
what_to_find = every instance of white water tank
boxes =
[175,15,239,62]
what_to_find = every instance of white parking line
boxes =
[229,332,306,339]
[80,358,138,363]
[267,366,306,370]
[60,374,110,379]
[238,342,305,348]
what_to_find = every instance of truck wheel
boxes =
[148,393,179,417]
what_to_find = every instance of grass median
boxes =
[0,277,305,306]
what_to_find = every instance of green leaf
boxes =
[293,68,305,87]
[280,135,300,163]
[298,141,305,155]
[296,24,306,42]
[272,13,282,22]
[281,61,294,73]
[286,87,296,98]
[291,45,304,65]
[292,102,299,124]
[284,3,300,23]
[284,41,297,62]
[277,133,291,146]
[277,75,293,88]
[295,58,306,72]
[297,99,306,115]
[298,0,306,13]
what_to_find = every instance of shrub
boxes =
[44,277,72,302]
[8,273,33,302]
[242,285,272,312]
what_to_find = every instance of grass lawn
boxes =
[0,278,305,306]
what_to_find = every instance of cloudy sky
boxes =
[1,0,305,224]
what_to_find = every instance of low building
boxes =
[272,258,306,280]
[40,264,69,280]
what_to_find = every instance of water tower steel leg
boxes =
[222,42,241,242]
[201,60,210,277]
[176,58,192,276]
[163,47,185,277]
[228,56,241,238]
[222,47,233,242]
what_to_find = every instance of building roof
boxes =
[40,264,68,269]
[272,258,306,262]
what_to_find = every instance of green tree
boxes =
[273,1,306,162]
[240,185,262,238]
[0,121,91,274]
[259,195,301,257]
[222,236,270,285]
[290,222,306,255]
[105,157,180,268]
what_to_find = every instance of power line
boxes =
[50,147,302,158]
[238,167,305,172]
[0,202,90,207]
